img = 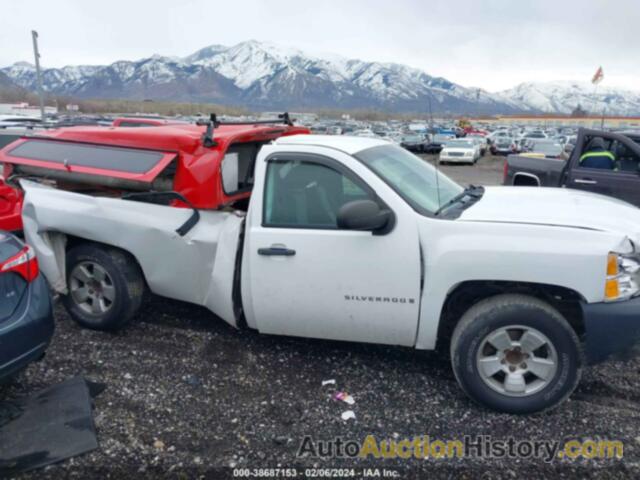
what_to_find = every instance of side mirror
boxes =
[337,199,393,233]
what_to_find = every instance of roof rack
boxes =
[197,112,294,147]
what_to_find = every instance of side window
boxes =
[575,136,616,172]
[611,140,640,173]
[7,139,166,173]
[577,136,640,174]
[263,159,371,228]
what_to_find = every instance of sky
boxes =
[1,0,638,92]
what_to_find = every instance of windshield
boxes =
[354,144,463,216]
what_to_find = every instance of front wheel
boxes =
[63,244,145,331]
[451,294,582,414]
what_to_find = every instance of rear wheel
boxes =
[63,244,144,331]
[450,294,582,414]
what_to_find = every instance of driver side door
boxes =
[243,151,422,346]
[567,135,640,207]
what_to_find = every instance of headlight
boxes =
[465,151,473,156]
[605,252,640,301]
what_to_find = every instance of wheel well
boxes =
[436,281,585,350]
[64,235,147,288]
[513,173,540,186]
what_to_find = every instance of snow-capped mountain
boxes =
[498,81,640,116]
[0,69,27,97]
[0,41,516,113]
[2,41,639,115]
[0,70,16,88]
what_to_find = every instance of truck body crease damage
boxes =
[21,180,241,327]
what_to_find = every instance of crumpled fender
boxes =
[20,180,243,327]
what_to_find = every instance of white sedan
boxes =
[438,139,480,165]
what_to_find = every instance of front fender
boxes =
[414,218,624,349]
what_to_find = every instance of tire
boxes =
[63,243,145,331]
[450,294,582,414]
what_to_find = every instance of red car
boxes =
[0,114,308,232]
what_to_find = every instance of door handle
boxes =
[574,178,598,185]
[258,247,296,256]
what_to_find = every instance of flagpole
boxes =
[591,83,598,127]
[590,66,604,128]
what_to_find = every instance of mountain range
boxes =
[2,40,639,115]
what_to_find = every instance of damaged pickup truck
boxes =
[2,116,640,414]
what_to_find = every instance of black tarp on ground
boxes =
[0,376,102,476]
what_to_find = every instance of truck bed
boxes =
[21,180,243,327]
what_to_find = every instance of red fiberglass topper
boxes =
[0,114,309,232]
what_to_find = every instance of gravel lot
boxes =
[4,154,640,479]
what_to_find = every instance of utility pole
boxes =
[31,30,46,121]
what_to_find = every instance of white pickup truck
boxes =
[18,133,640,414]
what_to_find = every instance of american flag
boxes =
[591,66,604,85]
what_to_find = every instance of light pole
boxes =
[31,30,46,121]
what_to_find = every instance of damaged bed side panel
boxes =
[20,181,242,327]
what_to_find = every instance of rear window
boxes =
[7,139,165,174]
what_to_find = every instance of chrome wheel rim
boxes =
[69,261,115,315]
[476,325,558,397]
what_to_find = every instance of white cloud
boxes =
[1,0,638,92]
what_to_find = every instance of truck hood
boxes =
[459,186,640,237]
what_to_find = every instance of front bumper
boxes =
[582,296,640,364]
[0,274,54,380]
[441,155,474,163]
